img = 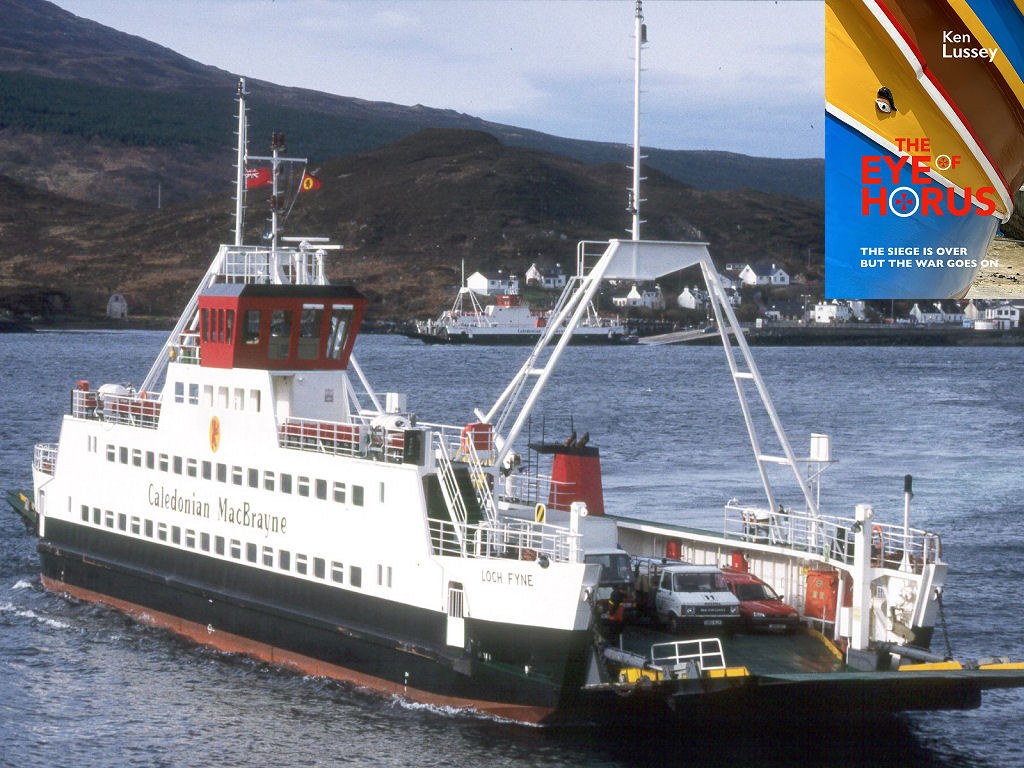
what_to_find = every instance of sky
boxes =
[53,0,824,159]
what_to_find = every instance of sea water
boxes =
[0,331,1021,767]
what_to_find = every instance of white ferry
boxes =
[18,40,1024,725]
[408,285,633,345]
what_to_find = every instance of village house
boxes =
[813,301,853,324]
[983,302,1022,329]
[612,283,665,311]
[738,263,790,287]
[762,300,806,322]
[106,293,129,320]
[908,302,963,325]
[525,263,567,290]
[676,286,707,310]
[466,270,519,296]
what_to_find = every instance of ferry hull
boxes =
[38,517,1024,728]
[38,518,592,723]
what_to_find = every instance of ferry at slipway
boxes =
[405,290,630,348]
[15,77,1024,728]
[407,285,633,345]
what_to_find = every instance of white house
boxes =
[964,299,987,320]
[106,293,128,320]
[983,303,1022,328]
[908,302,945,324]
[677,286,707,310]
[909,302,963,325]
[813,301,852,324]
[525,263,567,290]
[466,271,519,296]
[612,284,665,311]
[738,263,790,287]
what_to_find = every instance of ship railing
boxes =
[418,421,498,467]
[219,246,274,284]
[173,331,201,365]
[278,418,366,459]
[650,637,727,678]
[497,473,574,510]
[427,516,582,563]
[72,389,162,429]
[723,503,941,573]
[33,443,58,475]
[278,416,413,464]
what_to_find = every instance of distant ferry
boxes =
[15,76,1024,727]
[407,287,634,345]
[825,0,1024,299]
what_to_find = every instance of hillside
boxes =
[0,0,825,209]
[0,129,824,322]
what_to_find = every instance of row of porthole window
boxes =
[104,442,366,506]
[76,504,391,588]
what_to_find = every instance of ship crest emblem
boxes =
[209,416,221,453]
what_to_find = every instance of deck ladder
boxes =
[433,432,469,544]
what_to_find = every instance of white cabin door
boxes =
[446,582,465,648]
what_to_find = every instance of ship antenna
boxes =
[628,0,648,240]
[234,77,248,246]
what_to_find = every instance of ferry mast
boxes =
[233,78,248,247]
[628,0,647,240]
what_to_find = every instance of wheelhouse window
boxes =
[298,305,323,360]
[327,306,353,360]
[243,309,261,344]
[269,310,292,359]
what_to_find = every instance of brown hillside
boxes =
[0,129,823,321]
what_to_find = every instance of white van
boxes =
[654,564,741,634]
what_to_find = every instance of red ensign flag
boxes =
[245,167,272,188]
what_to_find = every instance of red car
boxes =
[721,568,801,633]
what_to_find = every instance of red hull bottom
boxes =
[41,574,556,725]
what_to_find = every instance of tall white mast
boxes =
[234,78,248,247]
[629,0,647,240]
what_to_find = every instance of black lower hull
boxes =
[38,518,592,723]
[34,518,1023,727]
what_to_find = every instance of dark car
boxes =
[721,567,801,632]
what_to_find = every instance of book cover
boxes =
[825,0,1024,299]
